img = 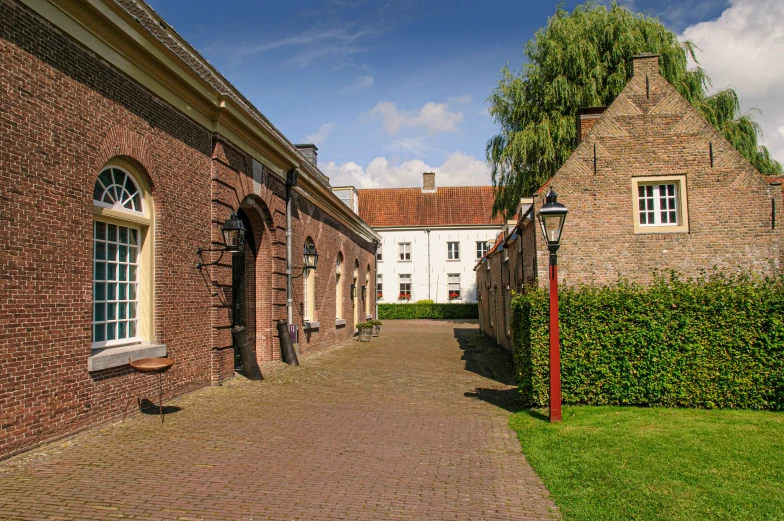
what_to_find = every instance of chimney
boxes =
[422,172,436,192]
[631,52,660,77]
[294,144,318,168]
[576,107,606,145]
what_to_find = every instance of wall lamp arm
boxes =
[195,247,229,269]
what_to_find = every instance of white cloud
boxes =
[387,136,429,155]
[680,0,784,164]
[367,101,464,135]
[305,122,335,147]
[341,75,374,93]
[322,152,490,189]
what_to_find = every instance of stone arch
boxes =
[95,126,158,192]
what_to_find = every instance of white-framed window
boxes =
[376,274,383,300]
[92,222,140,347]
[638,183,678,226]
[335,253,343,319]
[447,273,461,300]
[93,167,144,214]
[365,268,371,316]
[303,239,316,320]
[632,176,688,234]
[398,242,411,261]
[92,164,152,350]
[376,249,383,262]
[476,241,488,259]
[447,241,460,260]
[399,274,411,299]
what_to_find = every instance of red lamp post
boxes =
[537,188,568,423]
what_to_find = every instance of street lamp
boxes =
[196,212,247,268]
[291,242,319,278]
[537,188,567,423]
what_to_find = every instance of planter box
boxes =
[372,325,381,337]
[358,329,372,342]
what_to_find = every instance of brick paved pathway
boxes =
[0,320,558,520]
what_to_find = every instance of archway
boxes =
[232,209,256,369]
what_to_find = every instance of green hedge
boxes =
[378,303,478,320]
[512,271,784,410]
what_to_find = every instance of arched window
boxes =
[365,265,371,317]
[352,261,359,326]
[335,253,344,320]
[93,167,144,213]
[303,238,316,321]
[92,163,153,351]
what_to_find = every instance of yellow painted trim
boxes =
[631,175,689,234]
[19,0,379,240]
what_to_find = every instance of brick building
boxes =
[0,0,379,459]
[477,53,783,351]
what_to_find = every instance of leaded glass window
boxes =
[93,167,143,213]
[93,221,139,346]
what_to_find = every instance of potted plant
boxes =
[370,319,382,337]
[448,291,460,301]
[398,292,411,302]
[356,322,373,342]
[377,290,383,300]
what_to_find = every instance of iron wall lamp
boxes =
[196,212,247,268]
[350,284,356,300]
[361,285,367,300]
[292,243,319,279]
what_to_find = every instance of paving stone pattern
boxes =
[0,320,558,521]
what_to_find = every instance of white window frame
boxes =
[92,221,141,349]
[631,175,689,234]
[476,241,488,260]
[447,273,461,300]
[398,242,411,262]
[376,274,383,301]
[303,240,316,321]
[399,274,411,299]
[335,253,343,320]
[447,241,460,261]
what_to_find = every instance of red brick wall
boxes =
[0,0,375,459]
[536,54,782,286]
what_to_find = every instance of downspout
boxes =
[426,228,431,300]
[286,169,297,327]
[374,240,379,318]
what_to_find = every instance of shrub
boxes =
[416,299,434,304]
[356,322,373,330]
[378,303,478,320]
[513,271,784,410]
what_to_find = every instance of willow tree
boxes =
[487,1,782,216]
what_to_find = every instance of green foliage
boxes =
[487,1,782,216]
[356,322,373,330]
[510,406,784,520]
[416,299,435,304]
[370,319,383,326]
[378,303,478,320]
[512,271,784,410]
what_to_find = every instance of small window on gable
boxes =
[94,167,144,214]
[632,176,689,234]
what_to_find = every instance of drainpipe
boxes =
[374,240,379,318]
[426,228,431,300]
[286,168,297,327]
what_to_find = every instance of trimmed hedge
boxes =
[513,271,784,410]
[378,303,478,320]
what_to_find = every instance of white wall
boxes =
[375,227,502,303]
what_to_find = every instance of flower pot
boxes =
[372,325,381,337]
[358,329,372,342]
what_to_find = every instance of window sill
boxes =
[303,320,320,330]
[446,259,461,262]
[366,314,373,320]
[335,319,346,327]
[88,342,167,372]
[397,260,412,263]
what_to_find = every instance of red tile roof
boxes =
[357,186,505,227]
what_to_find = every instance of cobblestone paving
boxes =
[0,320,558,521]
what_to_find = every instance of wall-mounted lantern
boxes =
[196,212,247,268]
[350,284,357,300]
[361,285,367,300]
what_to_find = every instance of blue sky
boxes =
[147,0,783,188]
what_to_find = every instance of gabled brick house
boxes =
[477,53,783,350]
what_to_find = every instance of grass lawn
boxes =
[510,406,784,521]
